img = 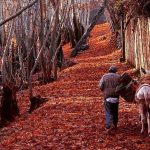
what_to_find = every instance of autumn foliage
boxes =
[0,23,149,149]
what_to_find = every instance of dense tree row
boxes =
[0,0,92,93]
[0,0,103,125]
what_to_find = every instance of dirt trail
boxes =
[0,23,150,150]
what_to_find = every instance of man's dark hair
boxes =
[109,66,117,73]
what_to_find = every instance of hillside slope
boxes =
[0,23,149,150]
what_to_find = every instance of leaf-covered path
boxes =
[0,23,150,150]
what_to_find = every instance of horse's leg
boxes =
[139,103,147,134]
[147,104,150,136]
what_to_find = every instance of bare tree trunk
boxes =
[1,84,19,126]
[39,0,48,83]
[120,14,125,61]
[104,7,115,32]
[1,21,14,83]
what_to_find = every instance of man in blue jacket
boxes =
[98,66,120,133]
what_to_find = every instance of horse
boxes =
[135,83,150,136]
[116,71,150,136]
[133,68,150,136]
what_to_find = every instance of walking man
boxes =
[98,66,120,133]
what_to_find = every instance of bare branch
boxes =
[0,0,38,27]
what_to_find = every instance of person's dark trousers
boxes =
[104,100,119,129]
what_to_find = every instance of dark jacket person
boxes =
[98,66,120,132]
